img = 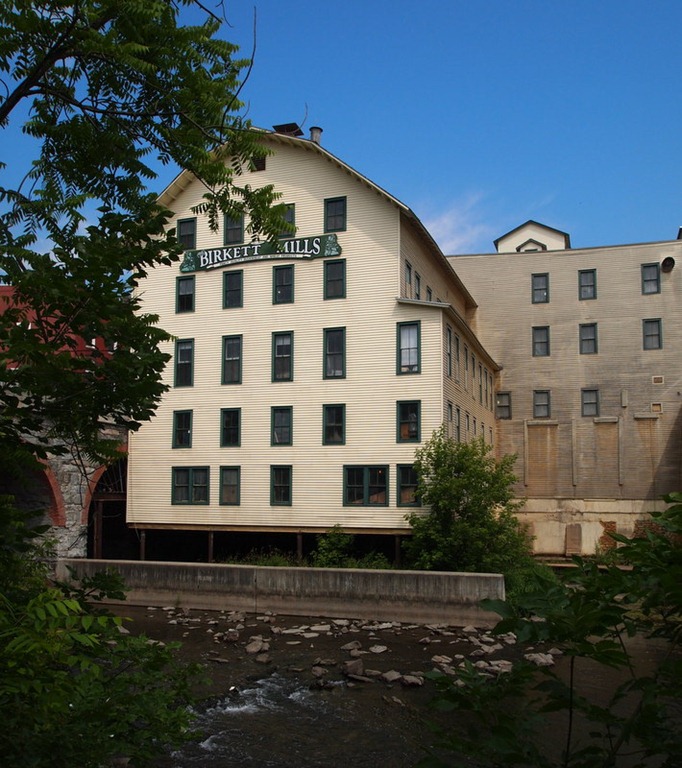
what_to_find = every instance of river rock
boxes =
[524,652,555,667]
[340,640,362,651]
[343,658,364,677]
[369,645,388,654]
[401,675,424,687]
[245,638,265,654]
[382,670,403,683]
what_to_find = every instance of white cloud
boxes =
[417,193,497,255]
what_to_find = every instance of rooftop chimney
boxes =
[309,126,323,145]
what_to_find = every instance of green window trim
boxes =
[222,334,242,384]
[176,217,196,250]
[172,410,192,448]
[272,331,294,382]
[176,275,195,313]
[271,406,293,446]
[323,404,345,445]
[397,400,421,443]
[323,327,346,379]
[174,339,194,387]
[279,204,296,238]
[578,269,597,300]
[397,464,420,507]
[531,272,549,304]
[219,466,240,505]
[171,466,209,505]
[397,321,420,375]
[220,407,241,447]
[223,270,243,309]
[641,263,661,295]
[273,264,294,304]
[324,196,347,233]
[223,214,244,246]
[270,465,292,506]
[343,465,388,507]
[324,259,346,299]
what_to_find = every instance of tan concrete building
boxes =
[126,126,497,560]
[450,221,682,555]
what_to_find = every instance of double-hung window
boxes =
[219,466,240,505]
[174,339,194,387]
[223,270,243,308]
[324,327,345,378]
[533,390,551,418]
[532,273,549,303]
[224,215,243,245]
[643,318,662,350]
[397,321,420,374]
[414,273,421,300]
[172,410,192,448]
[496,392,512,419]
[641,263,660,294]
[273,332,293,381]
[343,466,388,506]
[222,335,242,384]
[273,265,294,304]
[582,389,599,417]
[220,408,240,446]
[324,197,346,232]
[579,269,597,300]
[172,467,208,504]
[279,204,295,238]
[397,465,420,507]
[271,406,293,445]
[324,259,346,299]
[271,466,292,506]
[532,326,550,356]
[579,323,598,354]
[323,404,345,445]
[397,401,420,442]
[177,218,196,250]
[445,326,452,377]
[176,276,195,313]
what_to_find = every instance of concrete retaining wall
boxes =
[57,559,505,627]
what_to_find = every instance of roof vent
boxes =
[272,122,303,137]
[309,126,323,144]
[661,256,675,273]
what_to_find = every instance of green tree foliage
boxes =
[0,498,202,767]
[403,427,537,593]
[0,0,289,466]
[420,493,682,768]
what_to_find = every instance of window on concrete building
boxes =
[397,465,420,507]
[273,264,294,304]
[496,391,512,419]
[643,318,662,350]
[397,321,420,374]
[581,389,600,417]
[324,259,346,299]
[324,327,345,378]
[224,215,243,245]
[174,339,194,387]
[579,269,597,300]
[176,276,195,313]
[532,326,550,356]
[222,335,242,384]
[270,465,292,506]
[579,323,598,354]
[532,272,549,303]
[324,197,346,232]
[176,217,196,250]
[223,270,243,308]
[221,408,241,447]
[323,404,345,445]
[397,400,420,442]
[219,466,240,505]
[172,410,192,448]
[273,331,293,381]
[271,406,292,446]
[641,263,660,294]
[172,466,208,504]
[533,390,551,418]
[344,466,388,506]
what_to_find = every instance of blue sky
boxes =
[190,0,682,253]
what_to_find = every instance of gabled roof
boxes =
[157,128,478,310]
[493,219,571,250]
